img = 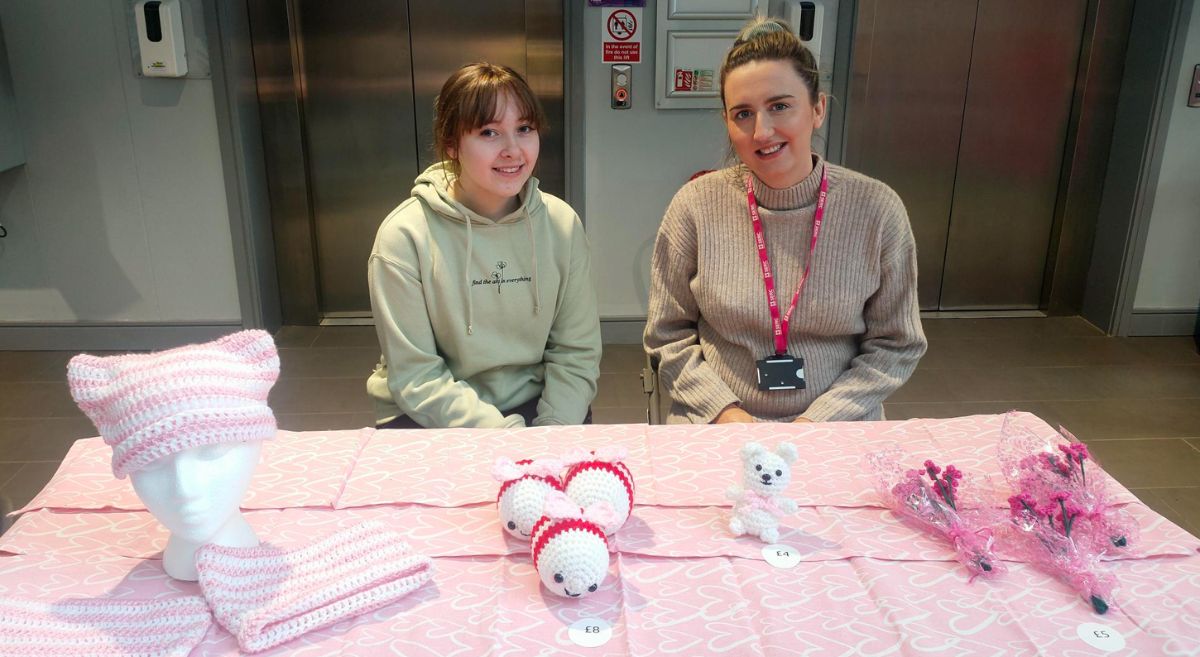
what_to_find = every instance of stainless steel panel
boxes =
[1044,0,1133,314]
[844,0,977,310]
[246,0,319,324]
[294,0,419,315]
[209,0,284,330]
[524,0,566,199]
[409,0,526,173]
[407,0,564,199]
[1082,0,1189,333]
[939,0,1088,309]
[250,0,565,319]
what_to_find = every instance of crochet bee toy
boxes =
[561,446,634,535]
[492,457,564,539]
[530,491,616,599]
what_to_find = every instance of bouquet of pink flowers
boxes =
[998,415,1138,556]
[1006,491,1116,614]
[998,414,1134,614]
[868,448,1004,580]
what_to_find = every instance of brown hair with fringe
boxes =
[433,63,547,174]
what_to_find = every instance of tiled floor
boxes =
[2,317,1198,536]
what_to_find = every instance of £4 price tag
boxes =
[569,618,613,648]
[1076,623,1125,651]
[762,544,801,569]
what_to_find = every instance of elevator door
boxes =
[294,0,420,317]
[251,0,564,321]
[846,0,1087,310]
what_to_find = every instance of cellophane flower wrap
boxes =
[997,413,1134,614]
[867,447,1005,580]
[997,414,1138,555]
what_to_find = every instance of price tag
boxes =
[762,544,801,569]
[568,618,613,648]
[1076,623,1125,651]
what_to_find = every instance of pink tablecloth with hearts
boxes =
[3,412,1198,656]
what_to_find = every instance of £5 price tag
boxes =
[1076,623,1125,651]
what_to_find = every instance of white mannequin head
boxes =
[130,440,263,581]
[65,330,282,581]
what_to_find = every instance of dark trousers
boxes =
[377,397,592,429]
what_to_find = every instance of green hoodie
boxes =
[367,162,601,427]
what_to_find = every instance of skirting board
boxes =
[0,323,243,351]
[601,319,646,345]
[1127,310,1200,337]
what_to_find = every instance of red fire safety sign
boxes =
[602,8,641,63]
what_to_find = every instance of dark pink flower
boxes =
[1071,443,1090,462]
[1041,452,1071,475]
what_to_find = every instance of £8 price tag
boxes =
[569,618,613,648]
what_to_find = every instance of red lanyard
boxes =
[745,164,828,356]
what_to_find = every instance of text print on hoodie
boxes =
[367,162,602,428]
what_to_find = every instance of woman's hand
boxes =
[715,404,755,424]
[793,416,813,424]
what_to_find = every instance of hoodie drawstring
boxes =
[464,213,474,335]
[526,213,541,315]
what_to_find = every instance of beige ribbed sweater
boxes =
[644,156,926,424]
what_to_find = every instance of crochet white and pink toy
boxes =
[530,491,616,599]
[561,446,635,535]
[727,441,799,543]
[493,457,565,539]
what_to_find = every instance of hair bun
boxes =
[735,18,790,45]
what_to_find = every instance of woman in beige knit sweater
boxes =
[644,19,926,424]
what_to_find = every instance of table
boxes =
[2,413,1198,656]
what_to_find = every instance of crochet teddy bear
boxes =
[727,441,799,543]
[492,457,564,539]
[530,491,615,599]
[561,446,634,536]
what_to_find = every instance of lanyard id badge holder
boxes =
[747,165,828,392]
[756,353,806,391]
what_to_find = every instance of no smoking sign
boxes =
[601,8,641,63]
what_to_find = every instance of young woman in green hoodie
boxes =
[367,63,602,429]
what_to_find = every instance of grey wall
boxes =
[578,4,731,320]
[0,17,23,173]
[0,0,239,327]
[1133,6,1200,315]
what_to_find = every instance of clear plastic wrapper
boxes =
[998,413,1133,614]
[997,414,1138,555]
[867,447,1005,580]
[1005,493,1117,614]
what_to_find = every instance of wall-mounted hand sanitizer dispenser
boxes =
[134,0,187,77]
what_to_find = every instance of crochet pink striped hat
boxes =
[0,595,212,657]
[66,330,280,479]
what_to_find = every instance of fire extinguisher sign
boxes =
[673,68,714,93]
[602,8,641,63]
